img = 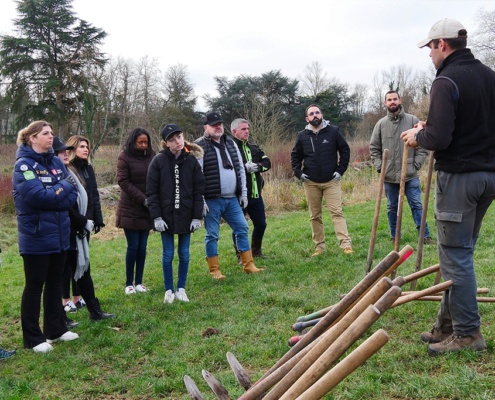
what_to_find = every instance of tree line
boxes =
[1,0,494,154]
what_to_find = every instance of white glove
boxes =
[300,173,310,182]
[85,219,94,233]
[203,200,209,217]
[154,217,167,232]
[190,219,201,232]
[245,160,259,173]
[239,196,248,209]
[333,172,341,181]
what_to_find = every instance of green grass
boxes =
[1,200,494,399]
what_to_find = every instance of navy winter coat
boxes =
[12,144,77,255]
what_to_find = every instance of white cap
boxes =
[417,18,467,48]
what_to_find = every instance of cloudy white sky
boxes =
[1,0,493,110]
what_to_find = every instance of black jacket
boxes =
[70,157,104,226]
[232,136,271,199]
[146,143,205,234]
[291,122,350,183]
[417,48,495,173]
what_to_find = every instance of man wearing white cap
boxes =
[402,18,495,355]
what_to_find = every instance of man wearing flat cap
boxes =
[195,111,263,279]
[402,18,495,355]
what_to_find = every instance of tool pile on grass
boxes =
[183,245,448,399]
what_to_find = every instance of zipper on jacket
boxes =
[310,137,315,152]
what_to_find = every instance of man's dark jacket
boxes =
[291,122,350,183]
[417,48,495,173]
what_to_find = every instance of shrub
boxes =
[0,174,15,214]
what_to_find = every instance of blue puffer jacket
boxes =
[12,144,78,255]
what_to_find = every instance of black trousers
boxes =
[21,253,68,349]
[66,250,96,301]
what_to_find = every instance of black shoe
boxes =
[64,312,80,328]
[87,298,115,321]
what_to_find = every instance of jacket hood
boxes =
[16,143,54,164]
[386,105,404,121]
[185,141,204,160]
[304,119,330,132]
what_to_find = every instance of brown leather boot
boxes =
[428,329,487,355]
[420,327,453,343]
[239,250,263,273]
[206,256,226,280]
[233,245,242,265]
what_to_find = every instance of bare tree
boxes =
[299,61,330,96]
[471,8,495,69]
[349,83,369,117]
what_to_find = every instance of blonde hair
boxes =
[66,135,91,164]
[16,121,53,146]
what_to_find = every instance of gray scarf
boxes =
[70,170,90,281]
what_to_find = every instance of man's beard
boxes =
[309,118,322,127]
[387,105,400,113]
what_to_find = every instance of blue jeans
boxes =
[161,232,191,292]
[435,170,495,335]
[204,197,249,257]
[384,177,430,239]
[124,229,150,287]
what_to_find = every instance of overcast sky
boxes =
[1,0,493,110]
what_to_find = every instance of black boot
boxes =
[251,238,266,258]
[86,298,115,321]
[64,311,79,328]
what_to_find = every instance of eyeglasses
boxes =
[308,111,321,117]
[211,122,223,127]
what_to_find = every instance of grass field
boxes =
[1,194,494,399]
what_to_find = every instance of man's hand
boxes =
[401,121,426,148]
[239,196,248,209]
[333,172,341,181]
[300,173,310,182]
[190,219,201,232]
[154,217,167,232]
[245,160,259,173]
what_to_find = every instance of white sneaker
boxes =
[175,288,190,302]
[64,300,77,313]
[164,290,175,304]
[125,285,135,295]
[135,284,148,293]
[47,331,79,344]
[33,342,53,353]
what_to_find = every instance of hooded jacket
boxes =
[116,130,155,231]
[12,144,77,255]
[291,121,350,183]
[146,142,205,234]
[370,107,428,183]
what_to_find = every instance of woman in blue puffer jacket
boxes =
[12,121,79,353]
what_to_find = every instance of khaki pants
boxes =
[304,179,351,251]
